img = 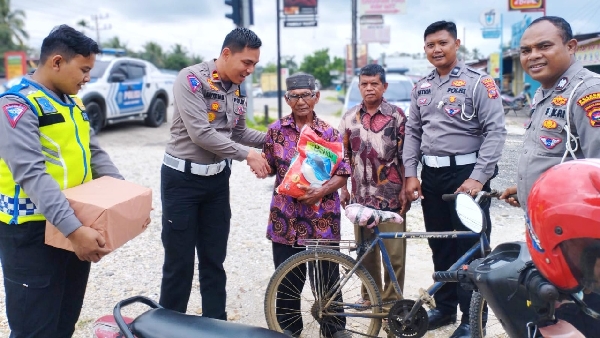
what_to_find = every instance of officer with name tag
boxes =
[0,25,122,338]
[159,27,270,320]
[500,16,600,336]
[403,21,506,338]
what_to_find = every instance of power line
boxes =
[89,13,112,44]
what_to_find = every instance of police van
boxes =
[79,49,176,134]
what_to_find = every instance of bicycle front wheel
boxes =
[469,291,509,338]
[264,248,382,337]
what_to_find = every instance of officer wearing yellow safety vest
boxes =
[0,25,122,338]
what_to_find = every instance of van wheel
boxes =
[86,101,105,135]
[145,98,166,127]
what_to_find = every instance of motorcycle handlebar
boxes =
[526,270,559,303]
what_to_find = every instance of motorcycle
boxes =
[92,296,288,338]
[502,83,532,115]
[432,192,593,337]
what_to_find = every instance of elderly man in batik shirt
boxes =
[263,72,352,338]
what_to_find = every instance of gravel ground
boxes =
[0,94,531,337]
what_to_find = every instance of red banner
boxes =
[283,0,318,15]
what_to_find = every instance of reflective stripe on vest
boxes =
[0,80,92,224]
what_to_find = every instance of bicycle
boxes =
[264,190,503,338]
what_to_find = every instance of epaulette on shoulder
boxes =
[466,67,484,75]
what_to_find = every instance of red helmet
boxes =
[527,159,600,293]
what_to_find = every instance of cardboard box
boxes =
[45,176,152,252]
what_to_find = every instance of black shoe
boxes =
[426,309,457,330]
[449,323,470,338]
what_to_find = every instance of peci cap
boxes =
[286,72,316,91]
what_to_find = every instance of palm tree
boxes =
[141,41,164,67]
[0,0,29,47]
[103,36,127,49]
[76,19,90,34]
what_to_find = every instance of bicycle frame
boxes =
[322,227,490,320]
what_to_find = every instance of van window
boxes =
[349,79,413,102]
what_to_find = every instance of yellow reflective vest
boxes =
[0,81,92,224]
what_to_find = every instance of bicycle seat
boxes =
[129,308,288,338]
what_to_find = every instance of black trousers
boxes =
[421,163,493,323]
[272,242,346,337]
[159,164,231,320]
[0,220,90,338]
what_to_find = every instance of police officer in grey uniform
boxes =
[501,16,600,336]
[159,27,269,320]
[403,21,506,338]
[0,25,122,338]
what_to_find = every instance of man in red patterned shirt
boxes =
[339,64,409,316]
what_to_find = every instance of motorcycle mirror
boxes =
[455,193,484,233]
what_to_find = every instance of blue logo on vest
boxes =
[34,97,57,114]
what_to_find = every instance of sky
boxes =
[11,0,600,67]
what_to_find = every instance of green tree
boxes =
[190,54,203,65]
[164,44,190,71]
[458,45,470,60]
[102,36,127,49]
[299,48,334,88]
[262,62,277,73]
[0,0,28,47]
[76,19,91,35]
[0,0,29,74]
[472,48,481,60]
[140,41,164,68]
[330,56,345,73]
[281,55,298,74]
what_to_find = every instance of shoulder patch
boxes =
[187,74,201,93]
[577,92,600,127]
[2,103,29,128]
[480,77,499,99]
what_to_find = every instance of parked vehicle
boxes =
[434,192,592,337]
[79,49,176,134]
[92,296,288,338]
[342,73,414,116]
[501,82,532,115]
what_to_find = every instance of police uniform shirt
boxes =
[0,76,122,235]
[166,59,265,165]
[518,61,600,210]
[403,62,507,184]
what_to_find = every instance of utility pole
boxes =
[351,0,358,74]
[90,14,111,44]
[276,0,282,119]
[241,0,255,122]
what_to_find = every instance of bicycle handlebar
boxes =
[441,194,457,201]
[432,270,459,282]
[441,190,518,202]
